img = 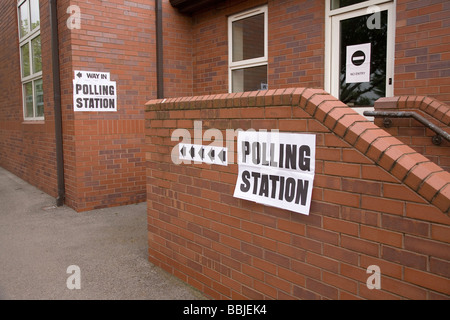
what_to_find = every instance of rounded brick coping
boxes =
[374,96,450,126]
[145,88,450,214]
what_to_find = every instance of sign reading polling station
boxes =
[233,131,316,215]
[73,70,117,112]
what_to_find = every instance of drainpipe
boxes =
[156,0,164,99]
[49,0,65,206]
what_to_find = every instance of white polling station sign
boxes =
[233,131,315,215]
[73,70,117,112]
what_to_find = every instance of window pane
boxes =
[24,82,34,118]
[21,43,30,77]
[19,0,30,38]
[331,0,368,10]
[339,11,388,106]
[32,35,42,73]
[30,0,40,30]
[232,13,265,62]
[34,79,44,117]
[232,65,267,93]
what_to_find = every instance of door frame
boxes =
[324,0,396,113]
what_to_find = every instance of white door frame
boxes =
[324,0,396,109]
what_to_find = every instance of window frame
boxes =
[324,0,395,120]
[18,0,43,121]
[228,5,268,93]
[324,0,394,93]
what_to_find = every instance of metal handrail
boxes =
[363,111,450,145]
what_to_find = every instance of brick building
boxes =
[0,0,449,299]
[1,0,449,211]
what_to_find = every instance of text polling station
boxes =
[233,131,316,215]
[73,70,117,112]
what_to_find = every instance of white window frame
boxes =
[324,0,395,97]
[228,5,268,93]
[18,0,43,121]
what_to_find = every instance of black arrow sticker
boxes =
[218,149,226,162]
[208,148,215,160]
[178,144,228,166]
[199,147,205,159]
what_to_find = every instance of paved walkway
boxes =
[0,167,207,300]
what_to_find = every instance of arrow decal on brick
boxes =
[199,147,205,160]
[218,149,226,162]
[208,148,215,161]
[178,143,228,166]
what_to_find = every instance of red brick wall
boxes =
[2,0,449,213]
[58,0,154,211]
[145,88,450,299]
[179,0,449,102]
[0,0,151,211]
[189,0,324,95]
[190,1,267,95]
[268,0,324,89]
[163,1,194,98]
[57,0,78,210]
[395,0,450,103]
[374,96,450,172]
[0,0,58,198]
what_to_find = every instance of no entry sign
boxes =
[346,43,371,83]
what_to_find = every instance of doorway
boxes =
[325,0,395,117]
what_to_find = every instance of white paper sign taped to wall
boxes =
[346,43,371,83]
[73,70,117,112]
[233,131,316,215]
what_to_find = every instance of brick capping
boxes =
[374,96,450,126]
[146,88,450,214]
[145,87,450,300]
[373,96,450,173]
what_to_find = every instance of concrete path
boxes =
[0,167,207,300]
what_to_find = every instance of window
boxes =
[330,0,368,10]
[18,0,43,120]
[325,0,395,119]
[228,6,268,93]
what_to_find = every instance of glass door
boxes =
[329,2,395,115]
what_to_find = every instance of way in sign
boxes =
[179,143,228,166]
